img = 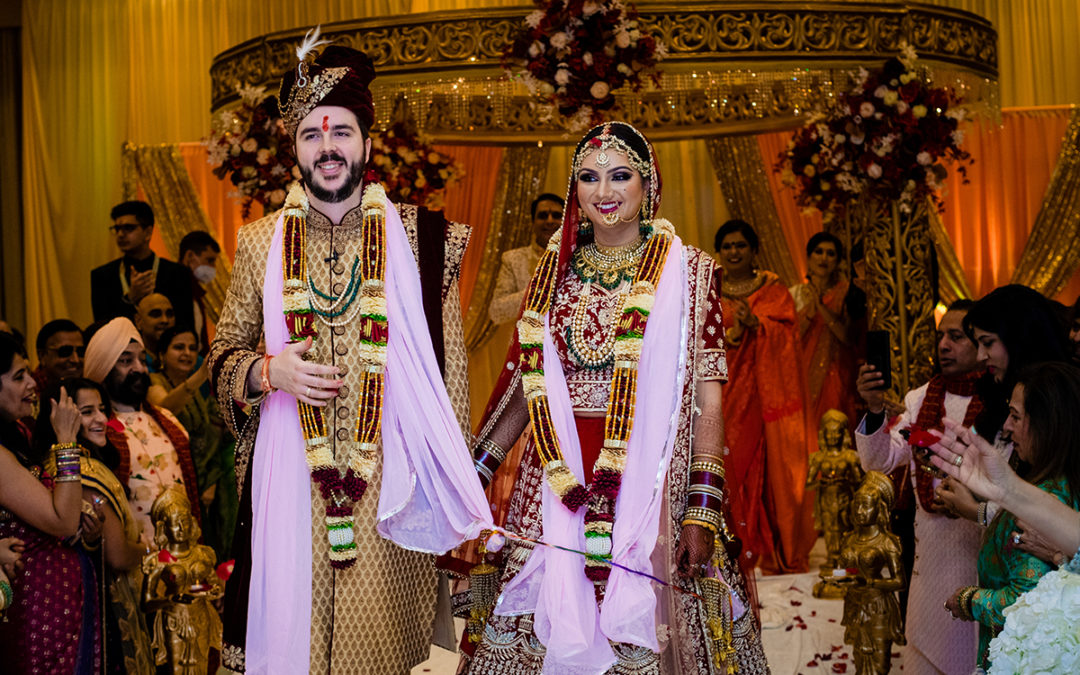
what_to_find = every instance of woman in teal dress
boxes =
[147,326,238,561]
[943,362,1080,668]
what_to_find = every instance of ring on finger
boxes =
[953,454,963,467]
[305,386,312,397]
[1012,533,1022,546]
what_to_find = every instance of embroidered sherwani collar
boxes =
[305,202,365,232]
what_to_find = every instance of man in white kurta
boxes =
[854,301,982,675]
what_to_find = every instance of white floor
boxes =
[412,538,905,674]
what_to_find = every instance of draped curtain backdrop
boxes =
[759,107,1079,302]
[13,0,1080,362]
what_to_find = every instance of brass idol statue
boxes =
[806,409,863,598]
[142,487,223,674]
[839,471,906,675]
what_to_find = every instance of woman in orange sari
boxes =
[715,220,813,573]
[791,232,858,437]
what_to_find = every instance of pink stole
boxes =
[246,198,492,673]
[496,238,688,674]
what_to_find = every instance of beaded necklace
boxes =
[281,182,389,569]
[571,238,647,290]
[518,217,674,583]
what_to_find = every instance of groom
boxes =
[209,40,489,674]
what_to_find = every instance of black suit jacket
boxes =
[90,255,195,328]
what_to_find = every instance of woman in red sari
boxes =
[715,220,813,573]
[791,232,858,446]
[0,331,97,673]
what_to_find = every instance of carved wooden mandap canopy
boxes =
[209,1,999,143]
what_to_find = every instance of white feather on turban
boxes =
[83,317,143,384]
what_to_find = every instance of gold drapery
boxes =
[121,144,233,323]
[463,145,550,352]
[707,136,800,287]
[928,207,975,305]
[17,0,1080,347]
[1011,107,1080,297]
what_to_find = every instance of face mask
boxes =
[193,264,216,284]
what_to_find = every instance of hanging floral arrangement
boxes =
[777,43,972,222]
[502,0,667,128]
[365,99,465,211]
[205,85,299,219]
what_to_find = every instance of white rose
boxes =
[242,138,258,153]
[256,148,272,165]
[615,31,631,49]
[873,85,888,99]
[550,32,570,49]
[583,52,594,66]
[525,10,544,28]
[896,100,909,114]
[582,1,600,16]
[555,67,570,85]
[916,151,932,165]
[866,163,882,179]
[528,41,543,58]
[859,101,875,118]
[590,81,610,99]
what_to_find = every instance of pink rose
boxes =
[590,81,610,99]
[867,163,883,179]
[859,102,875,118]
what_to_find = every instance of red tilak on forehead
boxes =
[322,116,329,132]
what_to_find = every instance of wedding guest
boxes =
[133,293,176,369]
[83,317,201,546]
[0,331,92,672]
[714,219,811,573]
[91,200,193,327]
[791,232,859,465]
[32,318,84,394]
[855,299,982,675]
[488,193,565,325]
[34,377,155,672]
[149,326,237,560]
[179,230,221,353]
[941,362,1080,669]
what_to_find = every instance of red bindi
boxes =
[322,116,329,132]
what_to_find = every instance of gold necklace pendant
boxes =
[568,282,625,368]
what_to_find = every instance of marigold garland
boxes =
[282,181,389,569]
[517,216,674,582]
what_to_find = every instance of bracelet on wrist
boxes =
[0,578,12,611]
[473,438,507,487]
[260,354,275,395]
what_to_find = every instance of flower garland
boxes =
[501,0,666,127]
[776,42,972,222]
[518,217,673,582]
[907,371,982,513]
[281,182,389,569]
[206,85,299,219]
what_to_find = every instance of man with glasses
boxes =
[32,318,84,393]
[90,200,194,327]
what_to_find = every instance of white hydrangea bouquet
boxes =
[987,568,1080,674]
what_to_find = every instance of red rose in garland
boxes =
[777,43,973,222]
[502,0,667,128]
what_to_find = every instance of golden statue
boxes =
[839,471,906,675]
[142,487,223,674]
[806,409,863,597]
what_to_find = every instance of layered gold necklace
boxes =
[568,237,644,368]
